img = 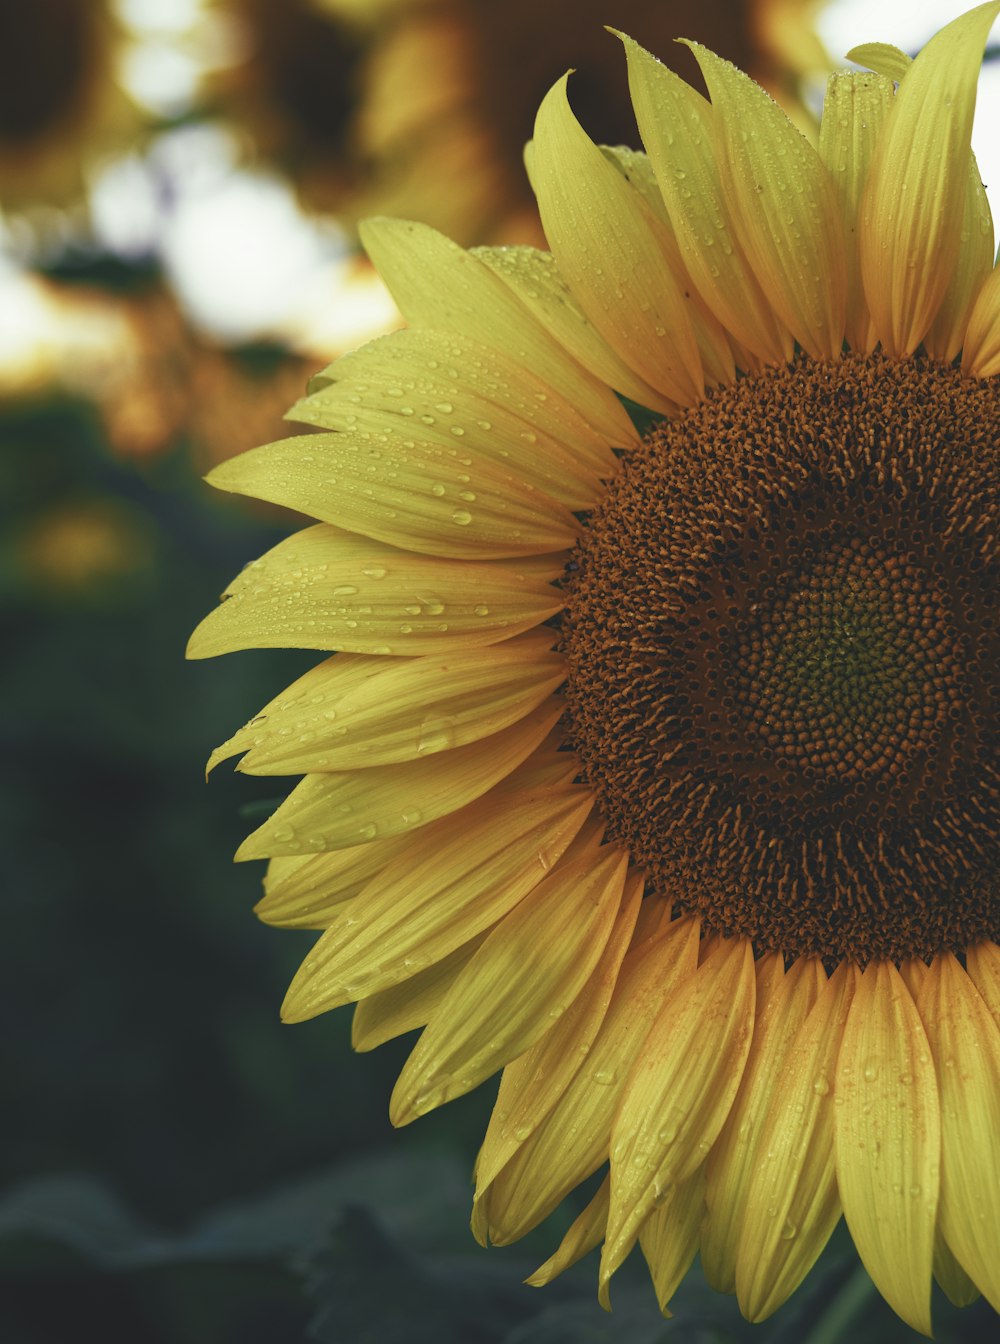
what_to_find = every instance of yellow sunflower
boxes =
[190,4,1000,1332]
[0,0,135,214]
[204,0,370,214]
[346,0,828,245]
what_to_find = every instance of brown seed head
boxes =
[561,353,1000,964]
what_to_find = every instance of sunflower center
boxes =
[561,353,1000,963]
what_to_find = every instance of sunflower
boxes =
[345,0,828,244]
[203,0,371,214]
[0,0,135,215]
[190,4,1000,1332]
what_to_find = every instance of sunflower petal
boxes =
[701,953,827,1294]
[961,259,1000,378]
[597,145,736,391]
[618,31,791,366]
[210,633,565,775]
[240,702,562,863]
[526,1176,609,1286]
[475,244,677,414]
[206,431,579,560]
[844,39,995,363]
[917,954,1000,1312]
[966,941,1000,1026]
[845,43,910,81]
[636,1165,706,1317]
[529,75,704,405]
[279,778,593,1017]
[389,846,630,1124]
[858,2,1000,357]
[934,1235,981,1308]
[684,41,847,360]
[360,216,636,446]
[292,327,612,505]
[735,962,856,1322]
[255,837,408,929]
[600,937,756,1296]
[818,71,894,352]
[925,155,994,362]
[351,931,490,1052]
[478,916,701,1245]
[474,870,644,1194]
[834,961,939,1336]
[187,525,563,659]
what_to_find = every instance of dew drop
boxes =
[452,509,473,526]
[417,716,457,754]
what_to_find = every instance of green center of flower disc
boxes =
[561,353,1000,963]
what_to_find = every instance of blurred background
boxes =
[2,2,998,1341]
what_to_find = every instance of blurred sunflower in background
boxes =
[203,0,372,214]
[193,3,1000,1334]
[346,0,828,243]
[0,0,138,224]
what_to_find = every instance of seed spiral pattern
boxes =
[561,354,1000,962]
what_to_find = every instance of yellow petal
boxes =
[917,954,1000,1312]
[389,846,630,1124]
[474,870,644,1194]
[934,1235,981,1308]
[925,154,994,362]
[255,837,407,929]
[845,43,911,82]
[734,962,856,1322]
[684,41,847,360]
[474,245,676,415]
[187,525,563,660]
[210,633,565,775]
[961,259,1000,378]
[636,1165,706,1317]
[844,39,995,363]
[206,431,579,560]
[360,216,636,448]
[526,1175,610,1286]
[478,916,701,1245]
[351,931,490,1052]
[292,327,612,507]
[279,779,593,1018]
[834,961,940,1336]
[529,75,704,406]
[966,940,1000,1027]
[600,936,755,1297]
[240,702,562,863]
[858,3,1000,357]
[818,71,894,352]
[701,953,826,1294]
[618,32,791,366]
[597,146,736,392]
